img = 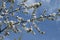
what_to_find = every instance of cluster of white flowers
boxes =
[0,0,60,39]
[36,12,60,21]
[28,2,42,9]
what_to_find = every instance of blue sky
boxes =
[1,0,60,40]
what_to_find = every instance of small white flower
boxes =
[16,16,22,20]
[22,23,26,26]
[44,15,47,18]
[27,19,30,22]
[49,14,53,17]
[0,15,3,18]
[29,2,42,8]
[2,2,6,9]
[2,12,5,15]
[12,25,15,28]
[40,15,43,18]
[7,20,14,28]
[25,26,36,35]
[3,20,9,24]
[32,22,41,33]
[10,20,13,22]
[5,9,8,13]
[13,28,17,33]
[51,13,56,17]
[23,9,29,14]
[26,28,32,32]
[25,27,29,31]
[38,15,45,21]
[32,13,36,16]
[33,15,37,19]
[4,10,8,15]
[15,8,20,11]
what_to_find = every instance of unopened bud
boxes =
[4,32,9,36]
[40,31,45,34]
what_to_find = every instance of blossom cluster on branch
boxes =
[0,0,60,40]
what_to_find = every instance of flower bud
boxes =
[4,32,9,36]
[40,31,45,34]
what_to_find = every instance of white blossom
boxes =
[2,2,6,9]
[38,15,45,21]
[16,16,22,20]
[47,17,55,20]
[32,13,36,16]
[27,19,30,22]
[51,13,56,17]
[1,12,5,15]
[10,20,14,24]
[28,2,42,8]
[1,0,60,38]
[0,15,3,18]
